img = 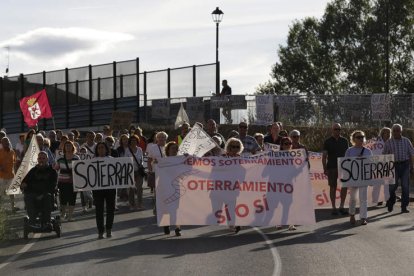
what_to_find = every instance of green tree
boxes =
[257,0,414,95]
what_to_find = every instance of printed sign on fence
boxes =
[110,111,134,132]
[7,135,40,195]
[186,97,205,123]
[152,99,170,119]
[73,157,135,191]
[210,95,247,109]
[255,95,274,125]
[338,154,395,188]
[371,93,391,121]
[155,149,315,226]
[275,96,296,121]
[178,124,217,157]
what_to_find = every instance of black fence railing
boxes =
[0,58,217,133]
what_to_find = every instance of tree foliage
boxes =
[257,0,414,95]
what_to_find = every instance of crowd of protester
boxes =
[0,119,412,239]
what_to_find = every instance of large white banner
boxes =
[178,124,217,157]
[73,157,135,191]
[7,135,40,195]
[255,95,274,125]
[155,149,316,226]
[338,154,395,188]
[264,142,280,152]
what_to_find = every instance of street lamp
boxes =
[212,7,223,95]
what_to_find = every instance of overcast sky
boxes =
[0,0,330,95]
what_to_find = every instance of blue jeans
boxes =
[388,161,410,209]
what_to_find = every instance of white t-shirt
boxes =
[147,143,165,161]
[81,142,96,155]
[125,147,144,171]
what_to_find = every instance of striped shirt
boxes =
[383,137,414,162]
[57,155,80,183]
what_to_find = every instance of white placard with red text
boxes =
[155,149,316,226]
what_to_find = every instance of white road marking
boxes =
[253,227,282,276]
[0,233,41,270]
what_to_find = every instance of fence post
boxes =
[136,57,140,123]
[76,80,79,104]
[98,78,101,101]
[167,68,171,99]
[193,65,196,97]
[88,65,93,127]
[113,61,117,111]
[120,74,124,98]
[42,70,47,130]
[144,71,147,122]
[65,68,69,129]
[20,74,25,132]
[0,77,3,129]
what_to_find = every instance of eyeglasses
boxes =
[238,125,247,129]
[230,145,240,149]
[333,128,341,131]
[283,142,292,145]
[355,135,365,139]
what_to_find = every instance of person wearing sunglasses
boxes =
[345,131,372,225]
[322,123,350,216]
[383,124,414,213]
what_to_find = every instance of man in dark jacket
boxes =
[21,151,58,226]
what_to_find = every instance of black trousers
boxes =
[92,189,116,233]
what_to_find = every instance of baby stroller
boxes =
[23,192,61,239]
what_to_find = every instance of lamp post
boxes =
[212,7,223,95]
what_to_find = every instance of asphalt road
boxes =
[1,190,414,276]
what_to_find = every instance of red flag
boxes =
[19,89,53,127]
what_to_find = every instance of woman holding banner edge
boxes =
[93,142,117,239]
[345,130,372,225]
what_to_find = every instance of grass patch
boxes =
[0,197,7,241]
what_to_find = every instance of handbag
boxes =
[129,147,147,178]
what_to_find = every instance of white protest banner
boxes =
[7,135,40,195]
[338,154,395,188]
[264,142,280,152]
[309,152,386,208]
[255,95,274,125]
[178,124,217,157]
[371,93,391,121]
[186,97,205,123]
[73,157,135,191]
[174,103,190,129]
[56,151,93,161]
[155,149,316,226]
[152,99,170,119]
[210,95,247,109]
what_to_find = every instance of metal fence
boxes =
[0,58,217,133]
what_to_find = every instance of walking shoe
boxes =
[401,208,410,213]
[361,219,368,225]
[175,228,181,237]
[350,215,356,225]
[234,226,241,234]
[288,225,296,231]
[339,208,348,215]
[98,233,104,239]
[164,226,170,235]
[386,201,393,212]
[106,230,112,238]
